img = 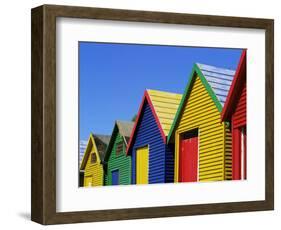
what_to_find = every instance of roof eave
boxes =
[104,123,118,162]
[167,63,224,143]
[221,50,247,122]
[80,134,94,170]
[126,90,167,155]
[126,92,148,155]
[167,65,197,143]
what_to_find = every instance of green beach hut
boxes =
[104,120,134,185]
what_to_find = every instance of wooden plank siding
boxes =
[225,125,233,180]
[106,133,131,185]
[131,101,168,184]
[82,137,104,187]
[231,82,246,179]
[232,83,246,129]
[174,75,232,182]
[128,90,182,184]
[221,50,247,180]
[148,90,182,135]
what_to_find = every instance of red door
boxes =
[232,126,247,180]
[179,136,198,182]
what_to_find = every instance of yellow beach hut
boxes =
[80,133,111,187]
[168,63,236,182]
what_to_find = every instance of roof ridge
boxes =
[116,120,134,124]
[196,62,236,72]
[147,89,182,96]
[167,62,236,143]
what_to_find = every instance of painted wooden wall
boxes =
[131,101,173,184]
[174,75,232,182]
[106,133,131,185]
[232,82,246,129]
[83,141,104,187]
[232,81,247,180]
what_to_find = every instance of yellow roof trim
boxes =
[80,133,102,170]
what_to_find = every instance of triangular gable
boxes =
[167,63,236,143]
[80,133,101,170]
[197,63,235,107]
[104,120,134,161]
[147,90,182,136]
[126,90,181,154]
[92,134,111,162]
[221,50,246,121]
[116,120,134,145]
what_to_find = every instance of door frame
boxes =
[233,125,247,180]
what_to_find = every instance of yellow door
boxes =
[84,176,92,187]
[136,146,149,184]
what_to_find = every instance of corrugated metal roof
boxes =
[147,89,182,136]
[196,63,236,107]
[116,120,134,139]
[79,140,87,166]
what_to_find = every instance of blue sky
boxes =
[79,42,242,140]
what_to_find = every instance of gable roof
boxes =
[80,133,111,170]
[148,89,182,135]
[196,63,236,107]
[116,120,134,140]
[104,120,134,161]
[92,134,111,161]
[126,89,182,154]
[221,50,246,121]
[167,62,236,143]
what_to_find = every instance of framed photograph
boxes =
[31,4,274,225]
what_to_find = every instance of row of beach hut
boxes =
[80,50,247,187]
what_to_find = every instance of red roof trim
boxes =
[146,91,167,142]
[126,94,146,155]
[221,50,247,121]
[126,90,166,155]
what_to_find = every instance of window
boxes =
[91,152,97,164]
[116,141,123,156]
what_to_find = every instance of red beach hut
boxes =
[221,50,247,180]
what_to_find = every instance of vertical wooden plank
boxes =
[174,132,179,182]
[144,147,149,184]
[178,139,183,182]
[32,5,57,224]
[223,123,226,180]
[244,128,247,180]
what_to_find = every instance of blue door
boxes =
[111,170,119,185]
